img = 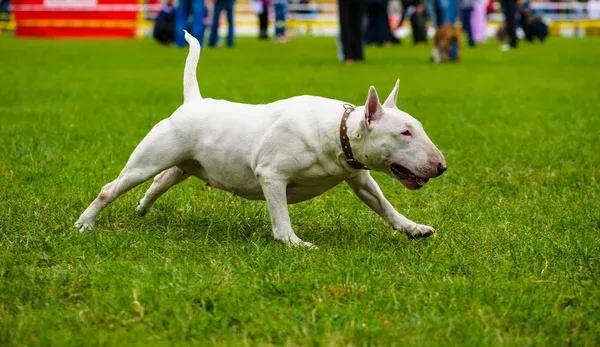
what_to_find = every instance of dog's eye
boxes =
[401,130,411,136]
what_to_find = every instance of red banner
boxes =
[13,0,139,38]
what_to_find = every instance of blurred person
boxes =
[425,0,443,27]
[384,3,400,44]
[442,0,458,24]
[209,0,236,47]
[426,0,457,28]
[409,2,428,44]
[485,0,494,14]
[365,0,388,45]
[470,0,487,43]
[154,1,176,44]
[0,0,9,14]
[253,0,271,39]
[365,0,399,46]
[459,0,474,46]
[518,0,548,42]
[589,0,600,19]
[273,0,288,41]
[337,0,365,63]
[398,0,427,44]
[499,0,517,50]
[175,0,206,47]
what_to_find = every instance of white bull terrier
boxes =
[75,31,447,248]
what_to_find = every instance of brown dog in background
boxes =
[432,24,461,63]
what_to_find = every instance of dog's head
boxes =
[359,81,446,189]
[432,24,461,63]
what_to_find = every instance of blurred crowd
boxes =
[152,0,552,62]
[336,0,548,63]
[153,0,293,47]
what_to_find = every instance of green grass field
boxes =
[1,36,599,345]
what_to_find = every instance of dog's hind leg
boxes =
[75,167,166,232]
[135,166,189,216]
[75,120,189,232]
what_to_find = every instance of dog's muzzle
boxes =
[434,162,447,177]
[390,163,430,190]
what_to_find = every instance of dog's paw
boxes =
[135,204,148,217]
[405,223,436,239]
[279,235,318,249]
[74,220,94,233]
[293,240,318,250]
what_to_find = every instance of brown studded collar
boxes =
[339,104,369,170]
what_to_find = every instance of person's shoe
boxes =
[500,43,511,52]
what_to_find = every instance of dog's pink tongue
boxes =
[401,179,423,190]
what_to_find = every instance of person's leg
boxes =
[411,8,427,44]
[192,0,205,45]
[263,1,270,38]
[174,0,189,47]
[347,0,360,59]
[259,11,268,38]
[434,0,444,26]
[274,1,287,38]
[425,0,438,28]
[460,7,474,46]
[520,12,534,42]
[374,2,387,45]
[209,0,223,46]
[384,0,400,44]
[446,0,458,23]
[337,0,352,61]
[501,0,518,47]
[259,0,269,39]
[351,0,365,60]
[226,0,235,46]
[439,0,449,24]
[364,2,376,44]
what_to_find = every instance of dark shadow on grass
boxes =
[120,202,432,251]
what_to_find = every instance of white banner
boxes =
[44,0,97,9]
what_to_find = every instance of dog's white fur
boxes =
[75,31,446,248]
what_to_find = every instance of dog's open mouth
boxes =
[390,163,429,190]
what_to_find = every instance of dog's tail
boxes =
[183,30,202,103]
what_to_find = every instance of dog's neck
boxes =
[338,105,369,170]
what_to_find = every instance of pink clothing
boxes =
[471,0,488,43]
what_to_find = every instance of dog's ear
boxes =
[383,79,400,108]
[364,86,383,127]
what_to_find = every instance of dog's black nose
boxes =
[436,162,447,177]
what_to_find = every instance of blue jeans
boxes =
[427,0,457,27]
[460,7,474,46]
[274,1,287,37]
[440,0,458,24]
[175,0,205,47]
[209,0,235,47]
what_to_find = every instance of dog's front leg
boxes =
[259,176,317,249]
[346,171,435,238]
